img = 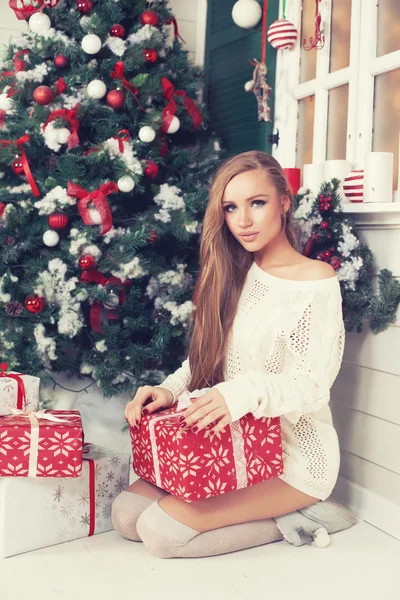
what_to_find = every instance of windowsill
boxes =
[341,202,400,228]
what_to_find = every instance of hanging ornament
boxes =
[117,176,135,192]
[143,48,158,63]
[139,126,156,143]
[164,115,180,134]
[25,294,45,314]
[12,157,24,175]
[76,0,93,14]
[303,0,325,51]
[103,291,119,310]
[55,127,70,144]
[28,12,51,33]
[4,300,23,317]
[232,0,262,29]
[43,230,60,246]
[147,230,158,243]
[246,0,271,122]
[144,160,159,179]
[110,24,125,38]
[140,10,160,27]
[81,34,102,55]
[320,221,329,230]
[79,254,96,270]
[244,80,255,92]
[9,0,60,21]
[33,85,54,105]
[106,89,125,109]
[344,169,364,203]
[267,19,298,50]
[54,55,69,69]
[86,79,107,99]
[48,212,69,229]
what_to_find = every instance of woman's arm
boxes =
[154,357,191,404]
[213,286,345,424]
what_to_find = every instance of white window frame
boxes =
[273,0,400,194]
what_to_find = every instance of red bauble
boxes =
[79,254,96,271]
[320,221,329,230]
[25,294,45,314]
[76,0,93,14]
[330,246,336,253]
[144,160,159,179]
[331,257,341,270]
[147,230,158,243]
[54,55,69,69]
[106,89,125,110]
[140,10,160,26]
[0,202,6,216]
[12,157,24,175]
[33,85,54,106]
[48,213,69,230]
[323,250,332,259]
[312,232,319,241]
[110,24,125,37]
[143,48,158,63]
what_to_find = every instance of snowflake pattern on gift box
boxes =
[60,501,74,519]
[53,484,64,502]
[0,430,14,456]
[179,451,202,479]
[78,491,90,506]
[109,455,121,468]
[80,512,91,527]
[102,503,112,520]
[106,471,115,482]
[115,477,126,494]
[203,477,228,497]
[97,481,108,498]
[108,491,115,501]
[203,446,231,475]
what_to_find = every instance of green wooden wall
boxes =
[204,0,279,156]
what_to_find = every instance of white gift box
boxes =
[0,443,130,558]
[0,368,39,416]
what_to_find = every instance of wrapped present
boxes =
[0,362,39,416]
[130,389,283,502]
[0,409,83,478]
[0,443,130,558]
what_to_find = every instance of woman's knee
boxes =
[111,491,154,541]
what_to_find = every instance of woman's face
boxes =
[222,169,288,252]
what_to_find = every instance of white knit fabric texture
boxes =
[158,260,346,500]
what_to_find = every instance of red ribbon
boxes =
[161,77,203,133]
[43,103,80,149]
[0,362,27,410]
[67,181,117,235]
[113,129,130,153]
[88,457,95,536]
[261,0,268,64]
[80,270,130,333]
[55,77,66,96]
[0,134,40,197]
[0,50,29,118]
[110,62,145,110]
[165,16,186,43]
[8,0,60,20]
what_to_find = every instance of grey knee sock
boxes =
[111,491,154,542]
[136,501,283,559]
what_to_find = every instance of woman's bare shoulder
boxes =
[297,258,336,281]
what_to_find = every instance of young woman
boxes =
[112,151,356,558]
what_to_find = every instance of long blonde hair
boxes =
[185,150,298,391]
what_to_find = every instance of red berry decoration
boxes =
[33,85,54,106]
[143,48,158,63]
[54,55,69,69]
[12,157,24,175]
[312,232,319,241]
[140,10,160,26]
[147,230,158,243]
[323,250,332,259]
[320,221,329,230]
[316,252,325,261]
[79,254,96,271]
[76,0,93,14]
[144,160,159,179]
[106,89,125,110]
[110,24,125,37]
[25,294,45,314]
[330,257,341,270]
[48,213,69,230]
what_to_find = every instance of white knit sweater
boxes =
[156,260,346,500]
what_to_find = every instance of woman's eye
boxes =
[223,200,266,212]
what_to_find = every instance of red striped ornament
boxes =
[343,169,364,203]
[267,18,298,50]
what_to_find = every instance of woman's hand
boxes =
[181,388,232,435]
[125,386,174,429]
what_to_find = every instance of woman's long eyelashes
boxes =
[223,200,267,213]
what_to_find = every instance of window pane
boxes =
[326,84,349,159]
[329,0,351,72]
[372,69,400,189]
[296,95,315,169]
[377,0,400,57]
[300,0,317,83]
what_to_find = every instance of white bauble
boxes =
[165,115,180,134]
[88,207,102,224]
[56,128,70,144]
[86,79,107,99]
[81,34,102,55]
[0,172,4,180]
[43,230,60,247]
[232,0,262,29]
[0,95,13,111]
[103,293,119,310]
[117,176,135,192]
[29,12,51,34]
[244,80,255,91]
[138,126,156,143]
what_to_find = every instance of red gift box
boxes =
[130,404,283,502]
[0,409,83,478]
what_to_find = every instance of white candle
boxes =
[324,160,352,202]
[363,152,394,203]
[302,163,324,195]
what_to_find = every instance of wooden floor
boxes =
[1,520,399,600]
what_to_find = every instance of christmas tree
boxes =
[0,0,221,398]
